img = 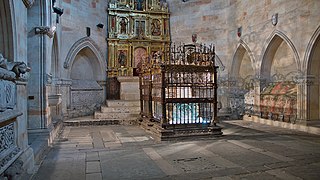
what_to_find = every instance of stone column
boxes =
[54,78,72,119]
[296,75,317,125]
[27,0,52,132]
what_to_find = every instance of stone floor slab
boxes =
[86,151,100,161]
[86,161,101,174]
[32,120,320,180]
[86,173,103,180]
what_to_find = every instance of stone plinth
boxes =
[117,76,140,100]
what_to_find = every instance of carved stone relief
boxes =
[0,123,15,155]
[0,122,21,175]
[0,53,31,79]
[0,80,16,112]
[0,53,30,112]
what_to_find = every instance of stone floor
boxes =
[31,119,320,180]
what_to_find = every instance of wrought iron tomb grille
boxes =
[139,43,219,130]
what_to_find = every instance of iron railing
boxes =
[139,43,218,129]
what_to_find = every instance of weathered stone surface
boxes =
[32,121,320,179]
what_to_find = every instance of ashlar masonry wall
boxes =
[167,0,320,122]
[59,0,108,117]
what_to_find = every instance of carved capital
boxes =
[35,26,56,38]
[22,0,34,8]
[63,61,69,69]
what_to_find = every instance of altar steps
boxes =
[64,100,140,126]
[92,100,140,125]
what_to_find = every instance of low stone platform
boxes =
[243,115,320,135]
[65,98,141,126]
[139,118,223,140]
[64,118,137,127]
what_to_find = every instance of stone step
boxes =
[64,118,137,126]
[106,100,140,107]
[100,106,140,113]
[94,112,140,119]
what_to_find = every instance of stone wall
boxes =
[60,0,108,79]
[60,0,108,117]
[168,0,320,75]
[0,0,35,178]
[167,0,320,121]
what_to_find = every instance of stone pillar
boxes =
[296,75,316,125]
[53,78,72,119]
[27,0,52,131]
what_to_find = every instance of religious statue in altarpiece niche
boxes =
[135,0,144,11]
[119,17,127,34]
[151,19,161,36]
[118,50,127,66]
[135,21,145,39]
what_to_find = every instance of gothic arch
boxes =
[64,37,106,80]
[51,34,59,77]
[230,40,255,78]
[305,25,320,121]
[0,0,14,60]
[305,25,320,70]
[260,30,300,80]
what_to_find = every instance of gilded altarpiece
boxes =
[107,0,170,77]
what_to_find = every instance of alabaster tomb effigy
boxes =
[138,43,223,140]
[260,81,297,123]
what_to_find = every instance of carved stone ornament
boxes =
[0,80,16,112]
[35,26,56,38]
[0,53,31,80]
[272,13,278,26]
[0,123,21,175]
[22,0,34,8]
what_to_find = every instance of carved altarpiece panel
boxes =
[134,47,147,68]
[107,0,170,77]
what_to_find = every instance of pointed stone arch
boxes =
[51,33,59,77]
[305,25,320,121]
[258,30,300,123]
[70,47,101,80]
[230,40,255,78]
[64,37,106,80]
[65,37,106,118]
[305,25,320,70]
[260,30,300,81]
[0,0,14,60]
[228,40,256,119]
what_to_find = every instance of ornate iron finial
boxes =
[192,33,197,43]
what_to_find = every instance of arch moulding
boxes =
[304,25,320,71]
[64,37,106,78]
[230,39,256,78]
[259,30,301,78]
